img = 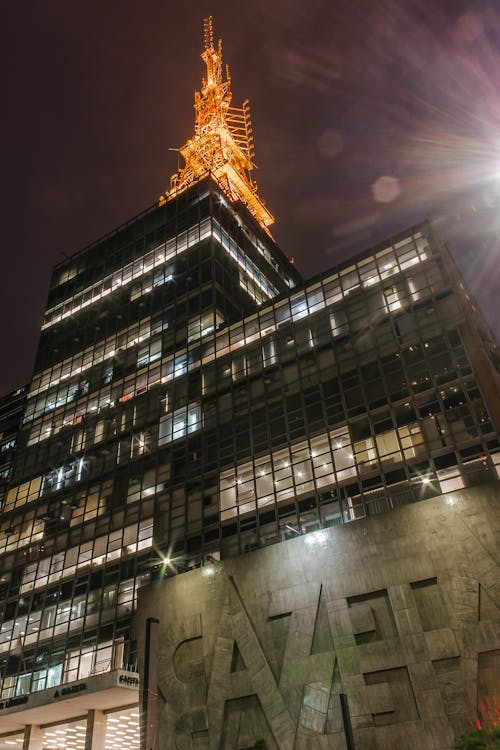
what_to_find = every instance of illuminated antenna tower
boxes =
[161,16,274,234]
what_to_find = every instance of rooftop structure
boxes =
[161,17,274,235]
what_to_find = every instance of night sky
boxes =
[1,0,500,394]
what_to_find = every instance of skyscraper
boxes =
[0,17,498,750]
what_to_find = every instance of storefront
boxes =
[0,669,139,750]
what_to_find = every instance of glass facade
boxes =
[0,175,498,738]
[0,387,27,511]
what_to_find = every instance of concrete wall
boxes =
[137,484,500,749]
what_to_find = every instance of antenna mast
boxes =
[161,16,274,234]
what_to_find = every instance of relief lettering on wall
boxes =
[138,489,500,749]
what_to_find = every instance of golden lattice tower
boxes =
[161,17,274,234]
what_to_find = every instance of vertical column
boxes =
[112,636,125,670]
[340,693,355,750]
[141,617,160,750]
[22,725,43,750]
[84,709,106,750]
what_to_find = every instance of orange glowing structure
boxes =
[161,17,274,234]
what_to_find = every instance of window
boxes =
[130,431,150,458]
[330,310,348,338]
[187,310,223,343]
[4,476,42,511]
[220,433,336,521]
[137,337,162,368]
[71,427,86,453]
[94,420,106,443]
[55,263,78,286]
[40,457,87,496]
[290,294,308,321]
[437,468,465,493]
[70,484,109,526]
[383,286,401,313]
[0,516,44,556]
[21,519,154,591]
[377,248,398,279]
[397,240,420,270]
[0,439,15,453]
[358,258,378,287]
[159,403,202,444]
[340,266,359,295]
[262,340,276,367]
[323,276,342,305]
[375,430,402,463]
[170,354,188,377]
[153,266,174,287]
[231,353,247,380]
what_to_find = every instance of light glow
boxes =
[164,17,274,234]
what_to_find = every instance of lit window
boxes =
[153,266,174,287]
[290,295,308,321]
[262,340,276,367]
[55,264,78,286]
[330,311,348,338]
[187,310,223,342]
[137,337,162,368]
[4,476,42,511]
[407,276,423,302]
[383,286,402,312]
[94,420,106,444]
[159,403,202,445]
[0,438,15,453]
[40,457,88,497]
[377,248,398,279]
[131,432,149,458]
[168,353,189,378]
[437,468,465,493]
[340,267,359,295]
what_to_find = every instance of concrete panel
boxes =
[137,485,500,749]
